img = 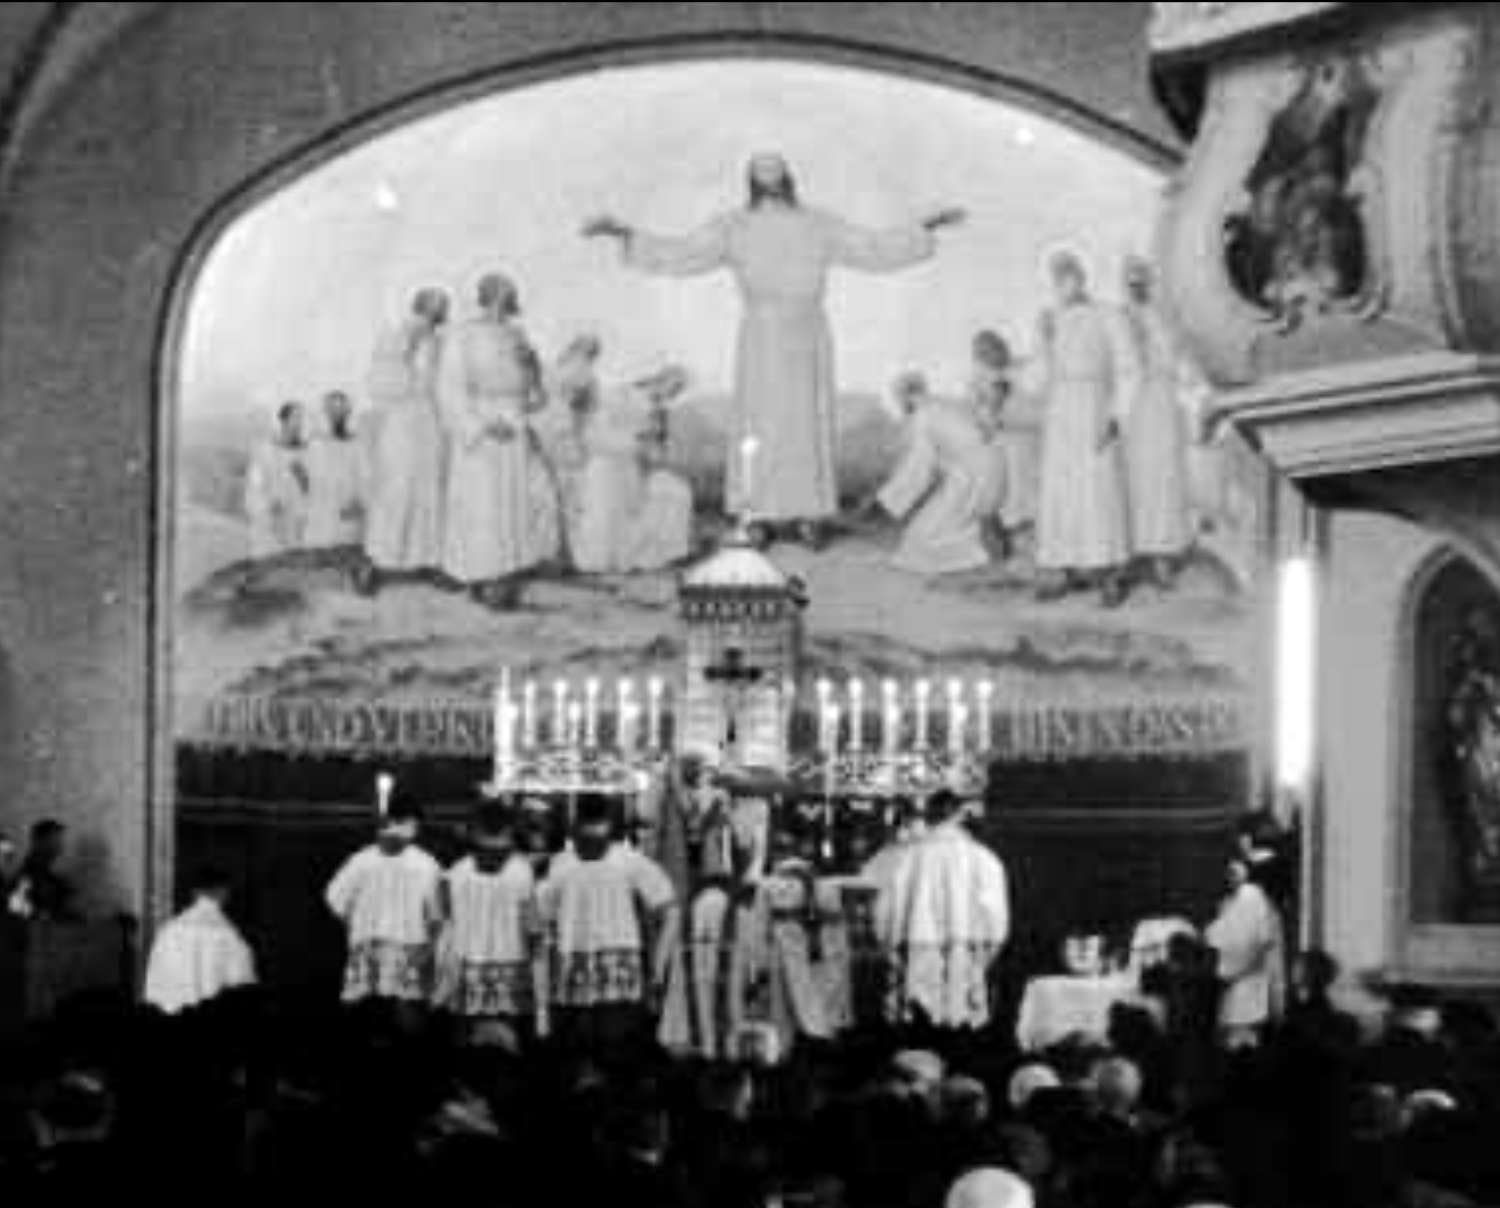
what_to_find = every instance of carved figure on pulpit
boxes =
[1222,52,1379,329]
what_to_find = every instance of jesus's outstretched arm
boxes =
[583,212,732,277]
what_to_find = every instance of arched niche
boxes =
[1394,547,1500,978]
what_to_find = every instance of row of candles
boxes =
[814,676,995,760]
[490,671,1001,771]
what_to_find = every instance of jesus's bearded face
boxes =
[747,155,798,208]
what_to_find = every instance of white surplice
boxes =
[878,397,1004,576]
[245,440,308,558]
[874,820,1010,1028]
[437,318,539,584]
[1122,301,1193,557]
[303,434,366,548]
[1034,300,1140,570]
[143,897,257,1015]
[1205,881,1283,1030]
[434,854,538,1018]
[539,843,676,1007]
[363,325,445,571]
[325,843,444,1002]
[625,205,934,521]
[572,386,693,573]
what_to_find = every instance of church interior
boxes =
[2,3,1500,1204]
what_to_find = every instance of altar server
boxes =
[434,803,539,1044]
[1205,855,1285,1047]
[538,793,678,1059]
[874,789,1010,1030]
[325,789,444,1022]
[143,865,257,1015]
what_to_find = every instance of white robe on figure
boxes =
[572,386,693,573]
[304,435,366,548]
[879,396,1004,576]
[539,843,676,1008]
[434,855,538,1019]
[1123,301,1194,557]
[437,319,541,584]
[363,326,445,570]
[143,897,257,1015]
[625,205,934,521]
[874,820,1009,1029]
[1034,301,1140,571]
[1205,880,1284,1031]
[245,440,308,558]
[325,844,444,1003]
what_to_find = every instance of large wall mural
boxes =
[171,60,1267,773]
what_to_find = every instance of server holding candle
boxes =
[325,775,443,1027]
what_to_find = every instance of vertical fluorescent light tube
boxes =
[1275,555,1316,795]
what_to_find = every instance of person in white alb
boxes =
[874,789,1010,1033]
[1205,855,1285,1048]
[143,866,256,1015]
[538,793,678,1060]
[325,793,444,1026]
[435,803,539,1046]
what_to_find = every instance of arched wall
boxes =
[0,3,1174,925]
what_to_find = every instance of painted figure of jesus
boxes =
[585,153,965,545]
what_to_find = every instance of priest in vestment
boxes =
[361,288,448,581]
[873,790,1009,1032]
[877,371,1005,576]
[437,272,546,607]
[143,866,256,1016]
[1033,250,1140,607]
[585,154,965,543]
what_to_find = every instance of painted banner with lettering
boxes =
[181,693,1246,763]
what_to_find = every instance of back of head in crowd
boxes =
[470,801,518,872]
[377,791,423,850]
[924,788,966,826]
[186,864,234,906]
[572,793,616,858]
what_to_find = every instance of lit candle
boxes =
[619,700,640,756]
[945,678,963,754]
[848,678,865,753]
[828,702,842,758]
[976,679,994,752]
[567,700,584,751]
[914,679,932,750]
[522,678,538,750]
[949,702,969,759]
[584,677,601,749]
[376,772,394,817]
[740,434,760,515]
[494,669,515,781]
[882,678,900,755]
[617,678,634,751]
[647,676,665,750]
[552,679,569,747]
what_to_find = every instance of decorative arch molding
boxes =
[41,8,1182,925]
